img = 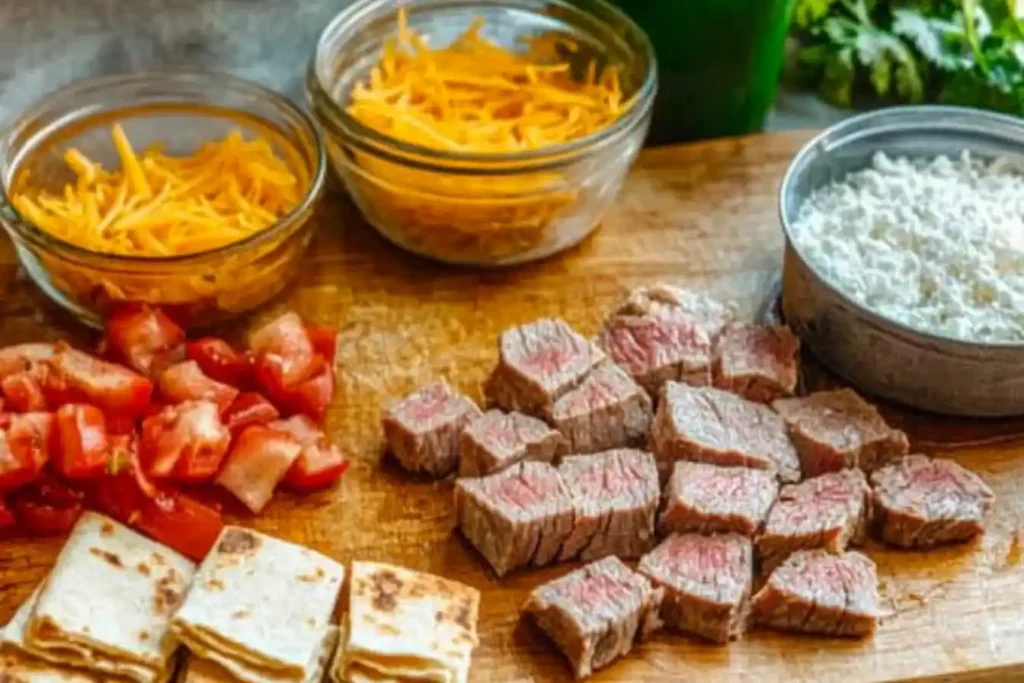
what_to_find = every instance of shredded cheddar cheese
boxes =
[13,123,302,257]
[343,10,634,262]
[347,10,632,153]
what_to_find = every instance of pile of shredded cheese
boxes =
[13,123,302,257]
[347,11,632,152]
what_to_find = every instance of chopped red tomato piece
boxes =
[222,392,279,435]
[53,404,109,479]
[104,304,186,377]
[306,325,338,367]
[186,338,252,388]
[134,490,223,561]
[158,360,239,413]
[251,312,318,391]
[106,414,138,435]
[271,416,349,491]
[269,358,334,423]
[140,400,231,481]
[1,372,47,412]
[92,433,154,524]
[43,345,153,416]
[0,497,15,529]
[0,344,55,382]
[12,476,85,534]
[215,425,302,513]
[0,412,53,492]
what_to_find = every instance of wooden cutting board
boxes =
[2,130,1023,683]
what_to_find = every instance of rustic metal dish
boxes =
[778,106,1024,417]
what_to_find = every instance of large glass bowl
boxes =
[307,0,657,266]
[0,72,326,328]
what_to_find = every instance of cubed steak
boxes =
[546,363,652,454]
[558,449,660,561]
[772,389,909,477]
[454,461,574,577]
[751,549,880,638]
[651,382,801,483]
[637,533,754,644]
[486,318,605,415]
[871,454,995,548]
[757,468,871,572]
[599,285,735,394]
[459,409,564,477]
[712,323,800,403]
[523,556,663,680]
[659,461,778,537]
[382,381,482,477]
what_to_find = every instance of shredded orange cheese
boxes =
[13,123,302,257]
[347,9,633,152]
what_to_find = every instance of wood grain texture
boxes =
[2,130,1024,683]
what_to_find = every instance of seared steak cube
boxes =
[659,462,778,537]
[486,318,605,415]
[712,323,800,403]
[459,409,564,477]
[558,449,660,561]
[652,383,801,483]
[871,454,995,548]
[547,363,652,454]
[637,533,754,644]
[454,461,573,577]
[751,549,880,638]
[757,469,871,572]
[524,556,663,680]
[599,285,735,394]
[772,389,909,477]
[382,381,482,477]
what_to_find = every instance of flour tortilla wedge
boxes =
[16,513,194,683]
[178,627,338,683]
[0,648,111,683]
[171,527,344,683]
[333,562,480,683]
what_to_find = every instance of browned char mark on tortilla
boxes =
[100,522,116,536]
[89,547,124,568]
[217,528,262,555]
[153,571,185,615]
[369,569,403,612]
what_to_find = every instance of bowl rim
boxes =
[0,70,327,265]
[778,104,1024,352]
[308,0,658,169]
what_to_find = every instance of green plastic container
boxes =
[611,0,796,145]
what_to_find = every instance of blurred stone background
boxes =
[0,0,845,133]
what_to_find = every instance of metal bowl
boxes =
[778,106,1024,417]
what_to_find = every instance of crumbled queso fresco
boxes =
[789,151,1024,343]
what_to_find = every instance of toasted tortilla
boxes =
[179,627,338,683]
[12,514,194,683]
[171,527,344,683]
[0,647,110,683]
[332,562,480,683]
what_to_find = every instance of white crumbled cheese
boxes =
[789,151,1024,343]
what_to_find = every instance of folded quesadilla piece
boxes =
[0,648,110,683]
[171,527,344,683]
[16,513,194,683]
[332,562,480,683]
[178,627,338,683]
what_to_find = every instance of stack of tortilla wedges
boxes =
[1,512,196,683]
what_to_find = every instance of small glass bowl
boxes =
[0,72,326,328]
[308,0,656,266]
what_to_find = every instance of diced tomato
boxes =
[134,489,223,561]
[271,416,348,491]
[158,360,239,413]
[42,345,153,417]
[12,476,85,534]
[250,313,318,392]
[0,497,15,529]
[1,371,47,412]
[222,392,279,435]
[140,400,231,481]
[104,304,186,378]
[53,404,108,479]
[268,357,334,423]
[0,344,55,382]
[185,338,252,388]
[106,414,138,435]
[92,434,154,524]
[0,412,53,492]
[306,325,338,367]
[215,425,302,513]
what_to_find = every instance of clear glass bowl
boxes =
[0,72,326,328]
[307,0,657,266]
